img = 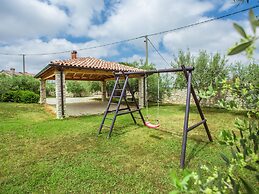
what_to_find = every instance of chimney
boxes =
[71,50,77,59]
[10,68,15,76]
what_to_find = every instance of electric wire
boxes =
[147,37,171,67]
[0,5,257,56]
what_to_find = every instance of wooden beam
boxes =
[65,77,103,81]
[42,70,55,80]
[71,72,77,78]
[65,68,114,76]
[104,74,142,81]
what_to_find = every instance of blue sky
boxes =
[0,0,258,73]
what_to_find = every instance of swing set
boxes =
[97,65,213,168]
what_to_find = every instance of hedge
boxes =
[1,90,40,103]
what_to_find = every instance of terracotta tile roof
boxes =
[50,57,142,72]
[35,56,144,80]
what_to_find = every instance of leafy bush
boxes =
[171,118,258,194]
[228,9,258,59]
[1,90,39,103]
[1,91,20,102]
[0,74,40,95]
[218,63,259,116]
[19,90,40,103]
[171,8,259,194]
[0,74,13,97]
[10,75,40,94]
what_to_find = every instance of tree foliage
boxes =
[171,118,259,194]
[171,7,259,194]
[89,81,101,93]
[0,74,41,102]
[218,63,259,115]
[173,50,228,104]
[119,61,173,102]
[228,9,259,59]
[66,81,91,97]
[0,74,40,95]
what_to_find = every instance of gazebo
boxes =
[35,51,146,119]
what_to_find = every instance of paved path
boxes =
[46,96,126,116]
[46,96,98,105]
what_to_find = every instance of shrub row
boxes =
[1,90,39,103]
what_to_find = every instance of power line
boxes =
[147,37,171,67]
[147,5,259,37]
[0,4,258,56]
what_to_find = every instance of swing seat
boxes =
[145,121,160,129]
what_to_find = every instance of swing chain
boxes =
[144,72,160,124]
[157,73,160,122]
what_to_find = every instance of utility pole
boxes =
[145,35,148,65]
[22,54,25,74]
[144,35,149,107]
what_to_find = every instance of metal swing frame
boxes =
[97,65,213,168]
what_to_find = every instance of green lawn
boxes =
[0,102,246,193]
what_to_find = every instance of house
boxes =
[0,68,34,76]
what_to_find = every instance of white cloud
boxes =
[0,0,104,43]
[163,18,242,54]
[0,0,257,75]
[49,0,104,36]
[0,39,118,73]
[88,0,214,42]
[119,50,173,69]
[0,0,68,43]
[219,0,236,12]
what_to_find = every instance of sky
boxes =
[0,0,258,73]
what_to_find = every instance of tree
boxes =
[89,81,101,93]
[0,74,12,97]
[10,75,40,94]
[173,50,228,104]
[66,81,90,97]
[46,82,55,97]
[171,6,259,194]
[222,9,259,115]
[0,74,40,95]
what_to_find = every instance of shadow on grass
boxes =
[98,123,143,138]
[185,141,211,166]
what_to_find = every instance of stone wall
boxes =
[39,79,46,104]
[163,89,195,104]
[55,70,66,119]
[138,77,145,107]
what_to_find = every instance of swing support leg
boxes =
[181,65,213,142]
[180,71,192,168]
[180,66,213,168]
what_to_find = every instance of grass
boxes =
[0,102,247,193]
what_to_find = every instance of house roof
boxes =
[0,70,34,76]
[35,57,144,81]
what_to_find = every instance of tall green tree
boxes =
[66,81,91,97]
[173,50,228,104]
[171,5,259,194]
